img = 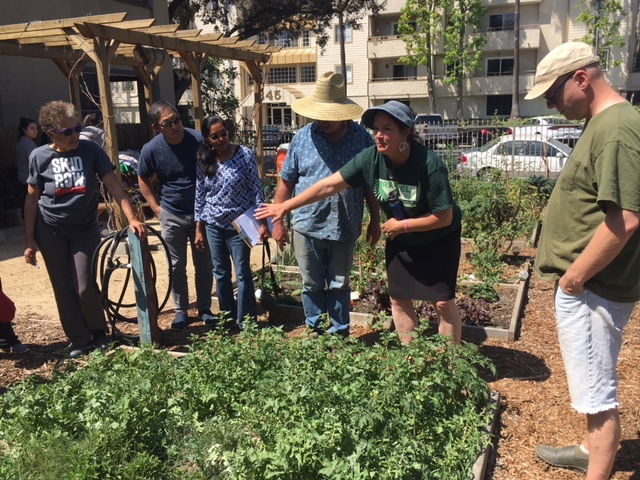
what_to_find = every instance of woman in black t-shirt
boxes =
[257,101,462,344]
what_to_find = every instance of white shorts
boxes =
[555,288,635,414]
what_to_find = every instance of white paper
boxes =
[231,206,274,247]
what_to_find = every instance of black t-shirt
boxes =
[340,143,462,246]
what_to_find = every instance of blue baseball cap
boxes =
[361,101,415,129]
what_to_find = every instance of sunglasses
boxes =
[55,125,82,136]
[157,116,182,129]
[208,130,229,141]
[544,72,574,103]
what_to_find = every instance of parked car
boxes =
[262,125,283,147]
[458,125,513,147]
[457,134,572,178]
[414,113,459,145]
[512,116,582,147]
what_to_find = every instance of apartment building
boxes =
[229,0,640,127]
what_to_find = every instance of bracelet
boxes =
[403,219,409,233]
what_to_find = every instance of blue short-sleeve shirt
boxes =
[280,121,374,241]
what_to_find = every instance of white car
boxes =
[457,134,573,178]
[512,116,582,146]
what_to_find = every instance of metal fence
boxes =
[418,117,582,179]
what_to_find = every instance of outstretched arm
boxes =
[255,171,349,222]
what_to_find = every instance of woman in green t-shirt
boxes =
[256,101,462,344]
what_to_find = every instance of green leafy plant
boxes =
[453,174,544,300]
[0,328,495,479]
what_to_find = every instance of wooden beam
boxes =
[51,56,86,113]
[75,22,270,63]
[0,42,138,65]
[110,18,156,29]
[0,27,65,41]
[178,51,205,131]
[163,29,202,38]
[0,12,127,34]
[133,24,180,35]
[245,60,265,177]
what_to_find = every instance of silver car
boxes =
[457,134,573,178]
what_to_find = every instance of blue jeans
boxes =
[293,230,354,333]
[205,225,256,326]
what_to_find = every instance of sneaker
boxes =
[536,444,589,473]
[68,342,92,359]
[92,331,111,351]
[9,343,30,354]
[199,310,217,327]
[171,312,189,330]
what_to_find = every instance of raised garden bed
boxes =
[250,259,531,343]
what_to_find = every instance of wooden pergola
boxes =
[0,12,279,174]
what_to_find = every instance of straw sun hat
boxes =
[291,71,363,121]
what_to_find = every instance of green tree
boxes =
[577,0,626,67]
[442,0,486,121]
[399,0,446,113]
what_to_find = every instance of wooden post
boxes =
[127,230,161,345]
[245,61,265,177]
[51,57,86,114]
[178,51,205,131]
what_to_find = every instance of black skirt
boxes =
[385,228,461,301]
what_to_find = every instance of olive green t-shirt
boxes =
[535,102,640,302]
[339,143,462,246]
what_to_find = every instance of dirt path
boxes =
[0,224,638,479]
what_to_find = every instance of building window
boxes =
[486,95,512,116]
[334,64,353,83]
[268,67,297,84]
[393,22,416,35]
[123,81,135,92]
[334,24,353,43]
[392,64,417,80]
[302,30,310,47]
[258,33,267,45]
[626,90,640,105]
[487,57,514,76]
[488,13,515,31]
[300,65,316,83]
[274,31,297,48]
[633,52,640,72]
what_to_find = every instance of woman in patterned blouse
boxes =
[194,116,269,329]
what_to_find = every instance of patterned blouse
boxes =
[194,144,264,229]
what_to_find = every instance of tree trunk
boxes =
[425,19,437,112]
[456,14,465,121]
[338,12,348,94]
[510,0,521,120]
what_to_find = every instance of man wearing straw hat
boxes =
[271,72,380,337]
[527,42,640,479]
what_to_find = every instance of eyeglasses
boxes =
[157,116,182,129]
[208,130,229,141]
[55,125,82,136]
[544,72,574,103]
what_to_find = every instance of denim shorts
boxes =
[555,287,635,414]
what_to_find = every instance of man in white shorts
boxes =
[527,42,640,479]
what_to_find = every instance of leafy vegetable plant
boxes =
[0,326,495,480]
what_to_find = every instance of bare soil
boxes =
[0,224,638,479]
